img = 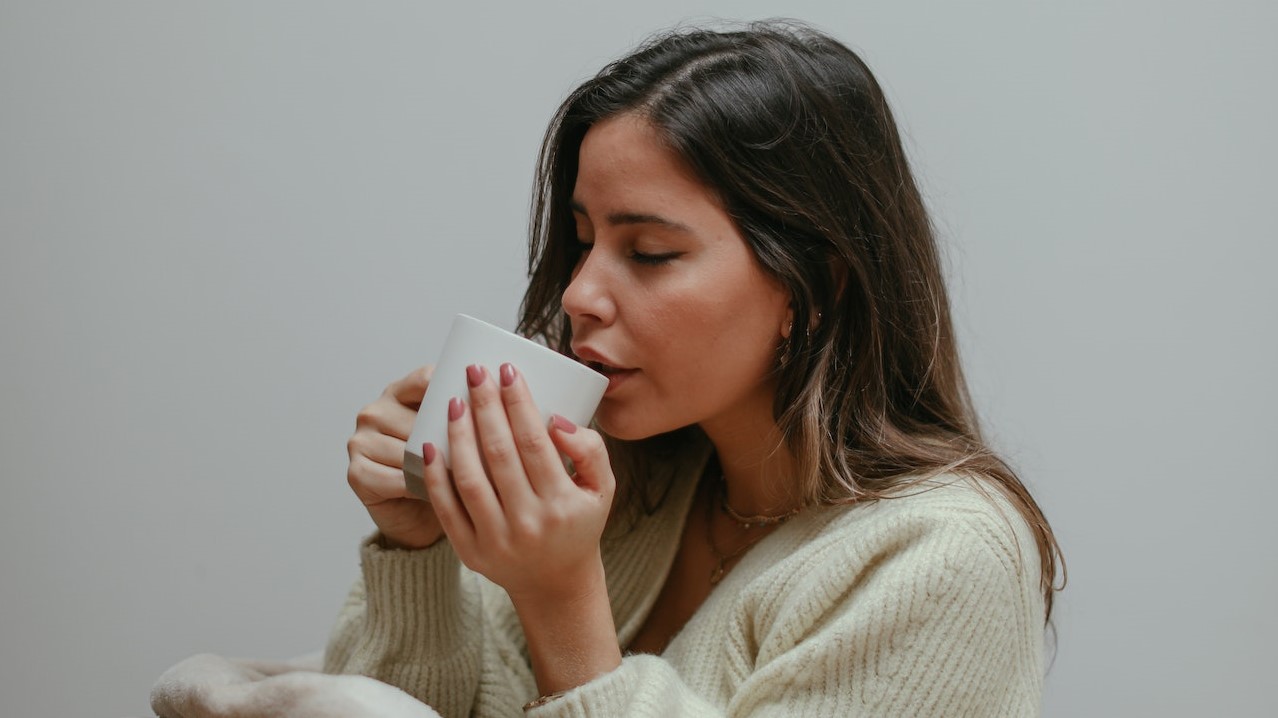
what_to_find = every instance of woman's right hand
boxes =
[346,366,445,549]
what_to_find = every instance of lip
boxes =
[572,344,638,394]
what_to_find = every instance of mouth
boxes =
[572,345,631,373]
[585,360,628,376]
[572,346,638,393]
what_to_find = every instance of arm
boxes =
[529,494,1045,716]
[323,536,541,717]
[326,366,537,716]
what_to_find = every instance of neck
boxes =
[699,394,803,517]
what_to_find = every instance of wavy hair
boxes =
[518,21,1063,620]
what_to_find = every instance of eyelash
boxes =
[574,240,681,266]
[630,250,681,266]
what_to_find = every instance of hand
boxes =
[421,362,616,602]
[423,362,623,694]
[346,366,445,550]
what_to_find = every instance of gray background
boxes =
[2,1,1274,716]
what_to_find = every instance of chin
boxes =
[594,408,695,444]
[593,418,650,442]
[593,408,667,442]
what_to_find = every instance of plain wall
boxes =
[2,1,1274,716]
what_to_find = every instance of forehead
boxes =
[572,114,721,214]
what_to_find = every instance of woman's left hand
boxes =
[420,362,616,603]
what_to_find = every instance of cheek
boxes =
[639,294,722,370]
[653,292,776,388]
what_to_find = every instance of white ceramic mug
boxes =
[403,314,608,499]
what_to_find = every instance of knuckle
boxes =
[354,403,381,428]
[381,377,403,399]
[467,385,490,408]
[346,462,367,492]
[541,505,569,529]
[510,515,541,541]
[585,431,607,457]
[483,439,517,464]
[452,473,487,498]
[513,428,544,454]
[469,385,500,409]
[455,552,482,573]
[583,426,604,445]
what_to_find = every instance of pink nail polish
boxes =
[422,442,437,465]
[500,363,517,387]
[448,397,465,421]
[550,414,577,434]
[466,364,485,388]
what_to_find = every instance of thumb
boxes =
[547,415,614,496]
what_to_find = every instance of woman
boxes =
[328,21,1062,717]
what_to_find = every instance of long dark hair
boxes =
[518,21,1063,620]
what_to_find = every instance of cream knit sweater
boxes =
[323,472,1045,717]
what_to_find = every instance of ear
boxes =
[780,304,795,339]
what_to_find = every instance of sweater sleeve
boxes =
[529,499,1044,717]
[322,533,537,718]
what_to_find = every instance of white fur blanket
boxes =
[149,653,441,718]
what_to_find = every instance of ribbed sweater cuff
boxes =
[358,532,476,665]
[528,656,691,717]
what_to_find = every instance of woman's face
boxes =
[563,113,791,441]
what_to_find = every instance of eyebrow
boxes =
[569,199,693,234]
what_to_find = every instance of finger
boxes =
[444,397,506,533]
[496,363,576,498]
[354,398,419,441]
[421,442,475,546]
[349,455,419,504]
[351,431,410,469]
[464,364,537,509]
[547,416,615,498]
[384,365,435,409]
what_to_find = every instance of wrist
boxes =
[511,557,622,695]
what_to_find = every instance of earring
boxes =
[809,311,822,338]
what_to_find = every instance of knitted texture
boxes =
[323,473,1045,717]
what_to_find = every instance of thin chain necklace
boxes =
[720,486,804,529]
[705,475,801,585]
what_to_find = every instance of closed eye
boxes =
[629,250,683,266]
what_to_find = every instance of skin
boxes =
[345,365,444,550]
[345,112,806,697]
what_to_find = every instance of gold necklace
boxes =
[720,486,804,529]
[705,476,800,585]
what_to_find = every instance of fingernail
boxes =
[422,442,437,465]
[550,414,577,434]
[500,362,517,387]
[466,364,486,388]
[448,397,465,421]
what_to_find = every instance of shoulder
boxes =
[721,477,1047,714]
[746,474,1045,639]
[804,474,1039,582]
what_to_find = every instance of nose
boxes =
[560,250,616,327]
